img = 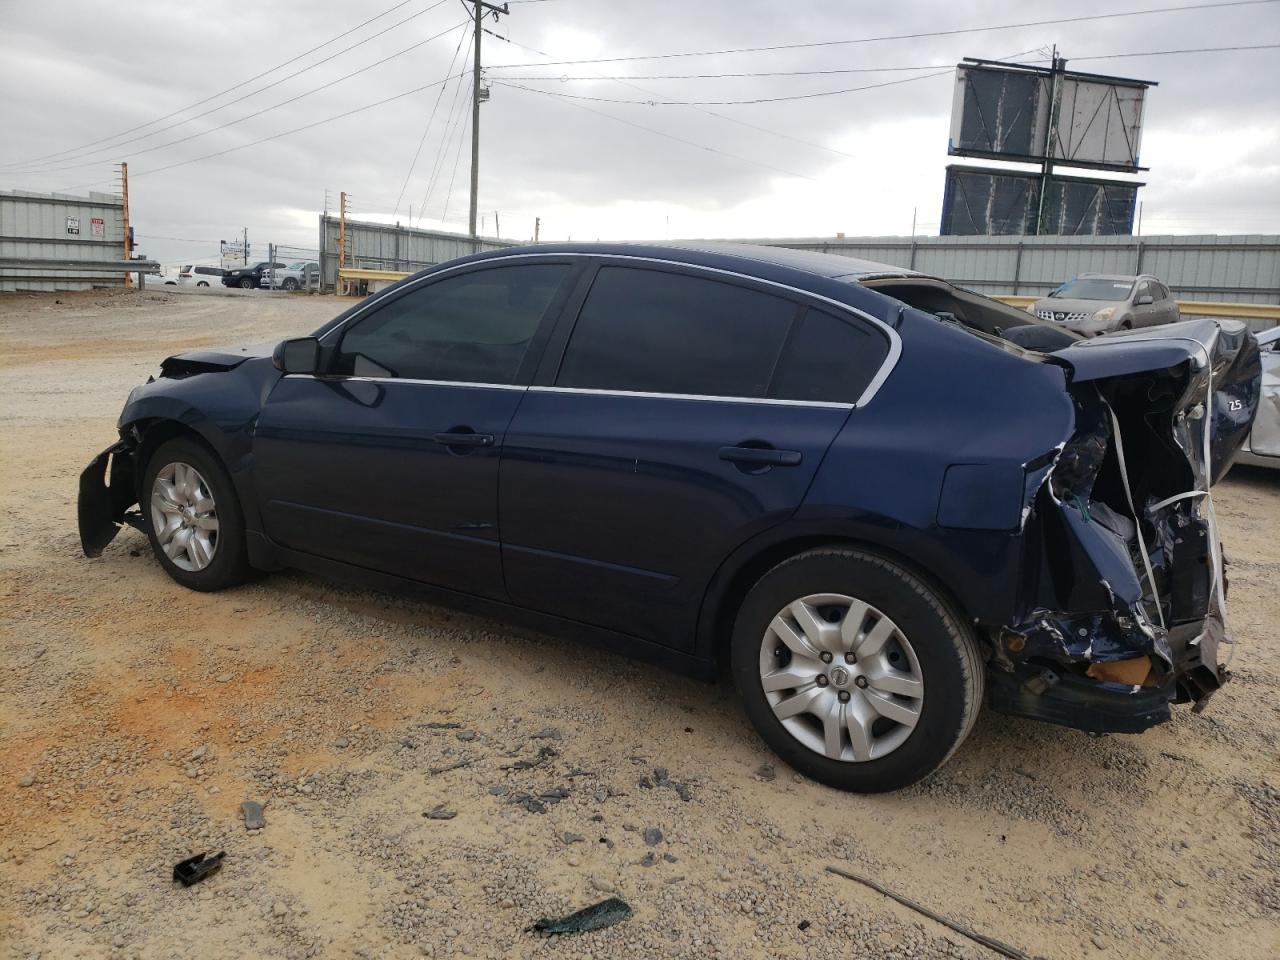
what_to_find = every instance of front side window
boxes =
[556,267,795,398]
[335,263,570,383]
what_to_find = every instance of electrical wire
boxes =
[440,81,475,224]
[392,27,473,218]
[53,72,469,193]
[8,21,470,177]
[493,70,961,106]
[493,42,1280,81]
[414,67,473,226]
[498,83,819,181]
[482,0,1277,68]
[0,0,452,171]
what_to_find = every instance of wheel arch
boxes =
[695,527,984,673]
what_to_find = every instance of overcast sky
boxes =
[1,0,1277,269]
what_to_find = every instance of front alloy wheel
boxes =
[760,594,924,762]
[150,462,219,571]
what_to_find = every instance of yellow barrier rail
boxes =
[995,295,1280,321]
[338,267,412,283]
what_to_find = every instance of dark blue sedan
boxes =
[79,242,1261,791]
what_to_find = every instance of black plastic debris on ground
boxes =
[528,897,633,935]
[638,767,692,801]
[507,785,570,814]
[502,745,558,771]
[172,851,225,887]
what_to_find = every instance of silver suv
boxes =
[1030,274,1179,336]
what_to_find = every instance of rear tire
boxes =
[142,437,250,592]
[730,547,984,792]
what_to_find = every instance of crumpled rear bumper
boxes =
[78,440,140,557]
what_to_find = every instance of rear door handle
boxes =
[718,445,802,466]
[433,431,494,447]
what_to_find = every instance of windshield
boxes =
[1051,278,1133,301]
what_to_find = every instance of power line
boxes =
[493,42,1280,81]
[54,72,469,193]
[8,21,470,177]
[0,0,447,170]
[414,67,474,225]
[483,0,1276,68]
[392,28,472,219]
[494,69,962,106]
[499,83,819,181]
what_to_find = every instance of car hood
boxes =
[159,341,277,376]
[1034,297,1116,313]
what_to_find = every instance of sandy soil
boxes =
[1,289,1277,960]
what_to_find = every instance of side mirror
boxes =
[273,337,320,374]
[1136,295,1154,306]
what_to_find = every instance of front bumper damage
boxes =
[78,439,143,557]
[989,319,1261,733]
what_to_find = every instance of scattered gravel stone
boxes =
[241,800,266,831]
[456,730,478,742]
[639,853,657,867]
[18,772,35,787]
[589,877,615,893]
[334,736,350,749]
[562,832,585,844]
[643,827,663,846]
[215,673,233,683]
[532,726,562,740]
[424,805,457,820]
[488,784,509,796]
[272,901,289,918]
[756,763,777,781]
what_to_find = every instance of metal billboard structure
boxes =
[943,55,1153,236]
[941,166,1142,237]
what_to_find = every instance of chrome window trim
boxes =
[317,251,903,408]
[282,374,524,391]
[527,385,852,410]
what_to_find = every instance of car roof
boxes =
[467,241,918,283]
[1076,273,1145,282]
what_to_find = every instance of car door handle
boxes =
[432,431,494,447]
[718,445,802,466]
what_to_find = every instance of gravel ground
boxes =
[1,289,1277,960]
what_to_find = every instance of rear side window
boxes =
[335,264,570,383]
[556,267,794,398]
[770,308,889,404]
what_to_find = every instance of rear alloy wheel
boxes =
[143,437,250,591]
[759,594,925,762]
[731,547,984,792]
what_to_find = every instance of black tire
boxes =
[283,277,299,291]
[1120,319,1134,330]
[197,280,209,287]
[141,437,250,592]
[730,547,984,793]
[239,277,254,289]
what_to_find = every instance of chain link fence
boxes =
[262,243,322,291]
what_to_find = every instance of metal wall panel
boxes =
[317,215,514,290]
[748,234,1279,312]
[0,189,126,291]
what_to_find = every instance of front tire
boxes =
[239,277,254,289]
[142,437,250,591]
[730,547,984,793]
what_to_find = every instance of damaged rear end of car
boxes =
[990,318,1262,732]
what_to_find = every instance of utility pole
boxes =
[469,0,509,241]
[534,216,540,243]
[338,191,348,295]
[494,210,500,238]
[243,226,249,264]
[120,162,132,289]
[1035,47,1066,237]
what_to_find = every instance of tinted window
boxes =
[557,267,795,398]
[771,308,889,404]
[1052,278,1133,301]
[335,264,569,383]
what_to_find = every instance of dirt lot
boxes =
[1,289,1277,960]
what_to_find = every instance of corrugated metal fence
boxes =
[760,234,1280,305]
[0,189,127,292]
[318,215,512,291]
